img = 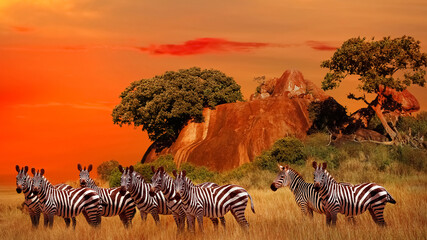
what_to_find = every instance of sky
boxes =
[1,0,426,185]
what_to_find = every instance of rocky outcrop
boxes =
[143,70,330,171]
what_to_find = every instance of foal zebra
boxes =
[271,164,324,217]
[118,165,175,226]
[15,165,76,228]
[312,161,396,226]
[150,167,226,230]
[173,170,255,233]
[31,168,102,227]
[78,164,136,227]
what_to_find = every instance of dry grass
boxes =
[1,173,426,240]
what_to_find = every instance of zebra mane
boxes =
[323,169,337,184]
[288,167,305,180]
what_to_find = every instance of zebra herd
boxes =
[15,160,396,232]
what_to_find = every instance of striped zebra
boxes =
[31,168,102,227]
[149,166,226,230]
[271,164,325,217]
[118,165,175,226]
[312,161,396,226]
[78,164,136,227]
[173,170,255,233]
[15,165,77,228]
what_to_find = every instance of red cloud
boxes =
[135,38,271,56]
[11,26,34,33]
[306,41,338,51]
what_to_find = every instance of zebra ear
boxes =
[16,165,20,173]
[118,165,123,173]
[40,169,45,176]
[172,170,177,178]
[151,166,156,173]
[24,166,29,173]
[31,168,35,175]
[284,165,289,170]
[88,164,93,172]
[312,161,317,169]
[322,162,327,170]
[77,164,82,171]
[182,170,186,177]
[129,165,134,173]
[159,166,164,172]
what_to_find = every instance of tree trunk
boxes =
[370,104,402,144]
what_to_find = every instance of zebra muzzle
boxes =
[270,183,278,191]
[16,187,22,194]
[119,186,127,195]
[314,183,320,192]
[149,188,156,197]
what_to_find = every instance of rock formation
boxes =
[143,70,330,171]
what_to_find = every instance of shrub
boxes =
[97,160,119,181]
[397,111,427,138]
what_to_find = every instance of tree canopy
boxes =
[321,36,427,144]
[112,67,243,149]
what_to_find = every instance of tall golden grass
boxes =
[1,169,426,240]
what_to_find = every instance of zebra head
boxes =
[119,165,132,195]
[271,164,290,191]
[77,164,92,187]
[31,168,45,195]
[173,170,187,200]
[150,166,165,197]
[312,161,327,192]
[15,165,29,194]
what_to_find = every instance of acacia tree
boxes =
[112,67,243,150]
[321,36,427,144]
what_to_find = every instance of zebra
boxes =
[312,161,396,226]
[77,164,136,227]
[271,164,325,217]
[173,170,255,233]
[31,168,102,228]
[15,165,77,228]
[118,165,175,227]
[149,166,226,230]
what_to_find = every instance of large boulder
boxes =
[143,70,330,171]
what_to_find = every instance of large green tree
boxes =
[321,36,427,144]
[112,67,243,149]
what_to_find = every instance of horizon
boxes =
[1,0,427,186]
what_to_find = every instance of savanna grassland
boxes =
[1,162,426,240]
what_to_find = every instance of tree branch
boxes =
[347,93,370,105]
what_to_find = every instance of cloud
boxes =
[135,38,272,56]
[15,102,112,111]
[10,26,34,33]
[305,41,338,51]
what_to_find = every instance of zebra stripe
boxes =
[173,170,255,233]
[119,166,172,225]
[271,164,324,216]
[78,164,136,227]
[150,166,226,231]
[31,168,102,228]
[312,161,396,226]
[15,165,76,228]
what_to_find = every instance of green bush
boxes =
[179,162,218,183]
[303,133,344,169]
[97,160,119,181]
[397,111,427,138]
[392,145,427,171]
[109,169,122,187]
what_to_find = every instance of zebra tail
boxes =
[248,193,255,214]
[387,192,396,204]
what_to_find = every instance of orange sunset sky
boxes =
[1,0,426,185]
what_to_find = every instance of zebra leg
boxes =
[140,211,147,221]
[72,217,76,229]
[196,214,204,233]
[186,215,196,233]
[48,214,54,228]
[369,205,386,226]
[119,212,131,228]
[231,208,249,230]
[150,210,160,225]
[43,213,49,227]
[220,216,226,229]
[325,212,332,225]
[64,218,71,227]
[210,218,219,229]
[172,212,183,232]
[330,212,337,226]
